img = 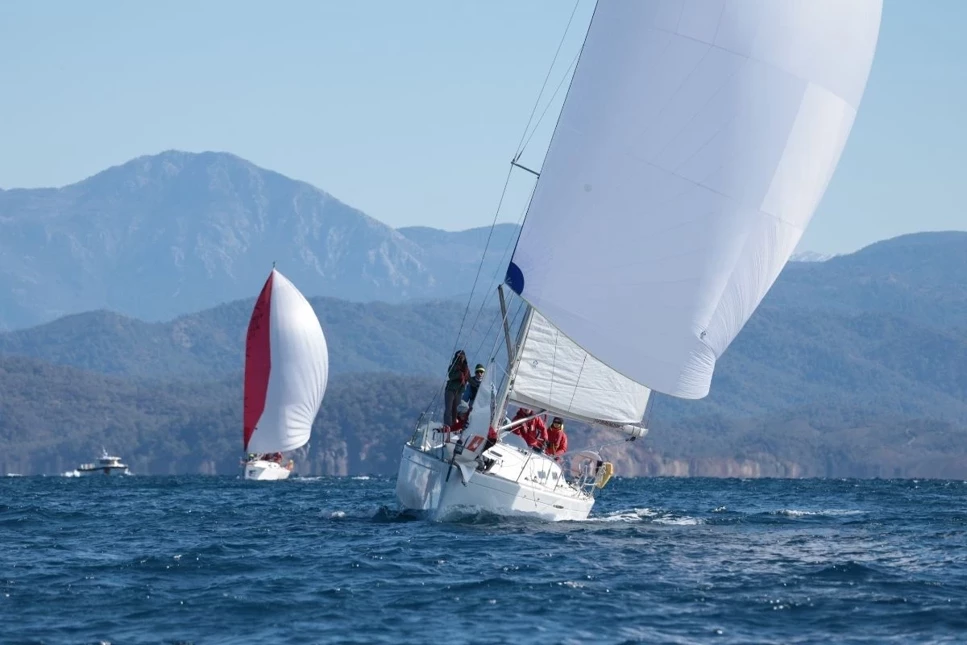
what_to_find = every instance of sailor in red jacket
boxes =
[511,407,547,450]
[545,417,568,459]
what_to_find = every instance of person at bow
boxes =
[444,350,470,428]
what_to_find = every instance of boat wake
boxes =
[590,507,704,525]
[773,509,866,518]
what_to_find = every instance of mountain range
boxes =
[0,149,845,332]
[0,231,964,477]
[0,151,519,329]
[2,230,963,413]
[1,151,965,478]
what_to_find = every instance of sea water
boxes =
[2,475,965,644]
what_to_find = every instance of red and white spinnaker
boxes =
[243,269,328,475]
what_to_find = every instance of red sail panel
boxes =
[243,271,274,451]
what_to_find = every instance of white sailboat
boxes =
[242,267,329,481]
[396,0,882,521]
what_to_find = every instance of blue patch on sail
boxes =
[505,261,524,295]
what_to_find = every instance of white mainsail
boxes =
[509,310,651,435]
[505,0,882,400]
[244,269,329,454]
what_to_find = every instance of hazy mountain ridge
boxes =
[0,151,516,329]
[1,230,965,478]
[0,297,506,380]
[1,150,966,477]
[1,230,962,388]
[766,232,967,331]
[0,150,874,331]
[1,353,964,479]
[1,150,859,331]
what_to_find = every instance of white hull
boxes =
[396,429,595,522]
[244,460,293,481]
[77,466,130,476]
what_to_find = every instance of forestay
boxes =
[509,309,650,435]
[244,269,329,454]
[505,0,883,399]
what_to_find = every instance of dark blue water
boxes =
[2,476,965,644]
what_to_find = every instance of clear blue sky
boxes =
[0,0,963,255]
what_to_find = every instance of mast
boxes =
[496,284,515,365]
[492,300,535,429]
[489,5,597,426]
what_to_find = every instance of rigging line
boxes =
[464,287,501,359]
[484,291,523,364]
[514,0,583,159]
[447,0,583,379]
[570,436,630,457]
[417,383,445,427]
[472,303,503,365]
[458,4,581,349]
[475,314,504,369]
[489,299,526,404]
[483,296,525,366]
[518,47,580,158]
[462,180,536,345]
[470,156,537,342]
[449,164,515,358]
[519,0,600,166]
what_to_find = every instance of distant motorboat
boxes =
[76,449,132,476]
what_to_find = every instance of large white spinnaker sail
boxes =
[505,0,883,400]
[244,269,330,455]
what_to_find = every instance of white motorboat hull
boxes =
[77,467,131,476]
[396,436,594,522]
[244,460,293,481]
[76,450,132,476]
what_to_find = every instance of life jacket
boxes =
[545,427,568,457]
[513,415,547,449]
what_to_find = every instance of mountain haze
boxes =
[1,231,965,477]
[2,231,961,390]
[0,297,503,380]
[0,151,519,329]
[1,149,965,478]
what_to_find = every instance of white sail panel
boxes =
[247,270,329,453]
[509,310,651,428]
[506,0,882,399]
[465,363,495,438]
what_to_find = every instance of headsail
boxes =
[509,309,650,435]
[505,0,882,399]
[244,269,329,454]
